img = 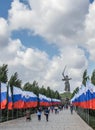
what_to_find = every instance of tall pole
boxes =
[0,82,2,122]
[7,83,9,121]
[37,94,39,109]
[87,108,89,125]
[12,86,14,119]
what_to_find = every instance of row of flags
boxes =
[71,80,95,109]
[0,83,61,110]
[39,94,61,107]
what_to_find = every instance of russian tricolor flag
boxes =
[0,83,7,109]
[13,86,24,109]
[71,85,87,108]
[86,81,94,109]
[77,85,87,108]
[22,91,37,108]
[71,81,95,110]
[39,94,51,107]
[51,98,61,105]
[92,85,95,109]
[8,85,13,110]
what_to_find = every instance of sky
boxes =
[0,0,95,93]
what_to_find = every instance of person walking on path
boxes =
[70,103,74,114]
[37,108,42,121]
[50,106,54,113]
[44,107,49,121]
[26,109,31,121]
[54,106,58,114]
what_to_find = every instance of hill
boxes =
[60,92,72,99]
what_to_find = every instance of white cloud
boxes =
[86,39,95,61]
[0,35,88,92]
[0,18,9,47]
[84,2,95,62]
[8,0,34,31]
[8,0,89,46]
[85,2,95,38]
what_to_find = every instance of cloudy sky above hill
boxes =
[0,0,95,93]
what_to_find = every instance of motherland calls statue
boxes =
[62,66,72,92]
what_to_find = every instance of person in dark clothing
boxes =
[70,104,74,114]
[44,107,49,121]
[26,109,31,121]
[37,108,42,121]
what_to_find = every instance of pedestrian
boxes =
[44,107,49,121]
[37,108,42,121]
[70,103,74,114]
[50,106,54,113]
[54,106,58,114]
[26,109,31,121]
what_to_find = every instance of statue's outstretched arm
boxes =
[68,78,72,80]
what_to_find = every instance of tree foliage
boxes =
[39,85,47,95]
[0,64,8,83]
[8,72,22,88]
[71,87,79,98]
[0,63,61,100]
[91,69,95,85]
[23,81,39,96]
[23,81,61,99]
[82,69,89,86]
[23,82,32,91]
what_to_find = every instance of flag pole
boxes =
[12,85,14,119]
[0,82,2,122]
[7,83,9,121]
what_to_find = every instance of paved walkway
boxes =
[0,109,93,130]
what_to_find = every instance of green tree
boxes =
[23,81,39,96]
[32,81,39,96]
[50,90,55,98]
[0,64,8,83]
[54,90,61,99]
[8,72,22,88]
[82,69,89,86]
[23,82,32,91]
[39,85,47,95]
[46,86,51,97]
[71,87,79,99]
[91,69,95,85]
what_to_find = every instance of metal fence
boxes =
[76,107,95,130]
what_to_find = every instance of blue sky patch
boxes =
[11,30,59,58]
[0,0,12,19]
